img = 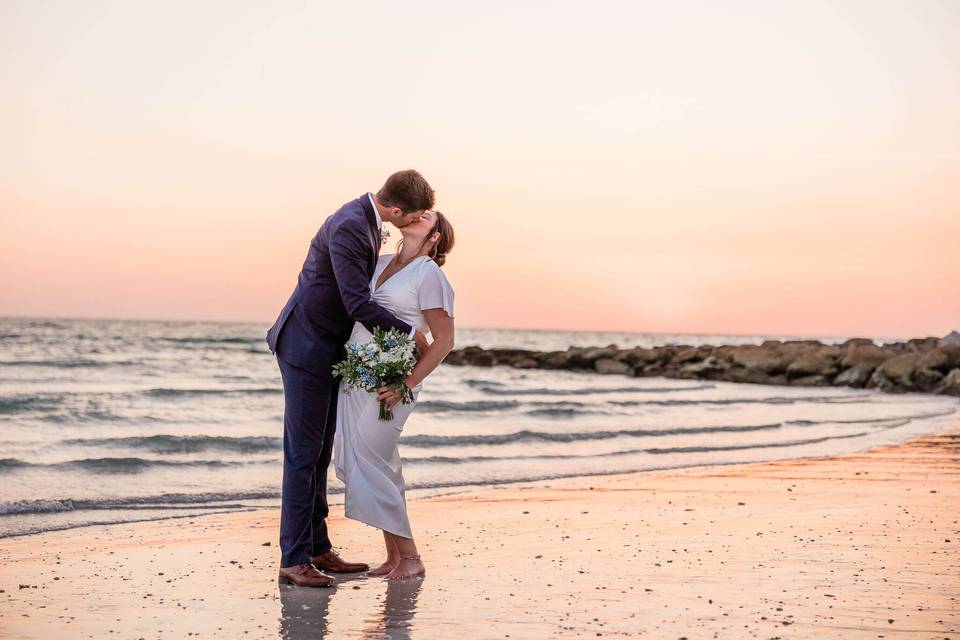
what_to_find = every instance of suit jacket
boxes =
[266,195,413,377]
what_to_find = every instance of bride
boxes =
[333,209,456,581]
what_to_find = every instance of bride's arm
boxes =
[407,309,455,388]
[377,308,454,408]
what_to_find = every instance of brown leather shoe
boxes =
[310,548,369,573]
[278,562,335,587]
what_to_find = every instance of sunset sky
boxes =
[1,1,958,339]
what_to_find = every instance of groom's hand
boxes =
[413,330,430,356]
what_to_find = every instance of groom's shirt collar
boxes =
[367,192,383,230]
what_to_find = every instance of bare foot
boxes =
[385,557,425,580]
[365,559,398,577]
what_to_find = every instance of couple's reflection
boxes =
[279,575,423,639]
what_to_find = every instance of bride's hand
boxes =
[377,383,411,410]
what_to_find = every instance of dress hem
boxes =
[343,507,413,540]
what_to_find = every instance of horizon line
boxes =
[0,313,938,343]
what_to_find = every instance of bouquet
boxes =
[332,327,417,421]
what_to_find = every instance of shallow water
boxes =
[0,317,955,538]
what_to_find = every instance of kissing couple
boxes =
[266,169,456,586]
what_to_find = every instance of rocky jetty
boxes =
[444,332,960,397]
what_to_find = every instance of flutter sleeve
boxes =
[417,260,455,318]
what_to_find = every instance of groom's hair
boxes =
[376,170,435,214]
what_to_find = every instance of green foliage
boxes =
[332,327,417,420]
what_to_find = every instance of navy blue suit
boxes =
[267,194,413,567]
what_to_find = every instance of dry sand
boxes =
[1,422,958,639]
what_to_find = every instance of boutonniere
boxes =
[381,228,391,246]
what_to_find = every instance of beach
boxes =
[2,417,957,639]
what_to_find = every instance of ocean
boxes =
[1,317,956,539]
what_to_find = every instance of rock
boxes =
[618,347,658,366]
[563,346,612,369]
[636,362,665,375]
[877,352,921,386]
[654,346,678,363]
[918,346,960,373]
[678,356,725,377]
[840,345,890,369]
[538,352,570,369]
[727,345,790,374]
[484,349,518,367]
[937,369,960,396]
[513,357,539,369]
[672,347,705,364]
[469,350,496,367]
[580,346,618,362]
[868,352,922,390]
[786,347,841,380]
[939,330,960,348]
[917,348,948,372]
[442,349,469,365]
[867,367,897,391]
[718,368,782,386]
[882,341,910,354]
[784,339,825,347]
[791,374,831,386]
[594,358,631,375]
[913,368,945,392]
[496,348,542,362]
[945,346,960,368]
[449,346,492,366]
[834,365,873,388]
[841,338,876,348]
[906,337,940,352]
[448,352,468,365]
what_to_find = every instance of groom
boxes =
[266,169,437,587]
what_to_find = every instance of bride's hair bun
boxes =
[428,210,455,267]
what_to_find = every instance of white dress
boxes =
[333,254,455,539]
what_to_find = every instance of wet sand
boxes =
[1,422,958,639]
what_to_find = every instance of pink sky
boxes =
[1,1,958,339]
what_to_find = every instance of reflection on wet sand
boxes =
[278,580,337,638]
[279,576,424,639]
[361,577,424,639]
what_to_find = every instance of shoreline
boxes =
[4,384,955,542]
[2,418,958,638]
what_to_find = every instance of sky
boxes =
[1,0,958,339]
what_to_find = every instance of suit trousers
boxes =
[277,356,339,568]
